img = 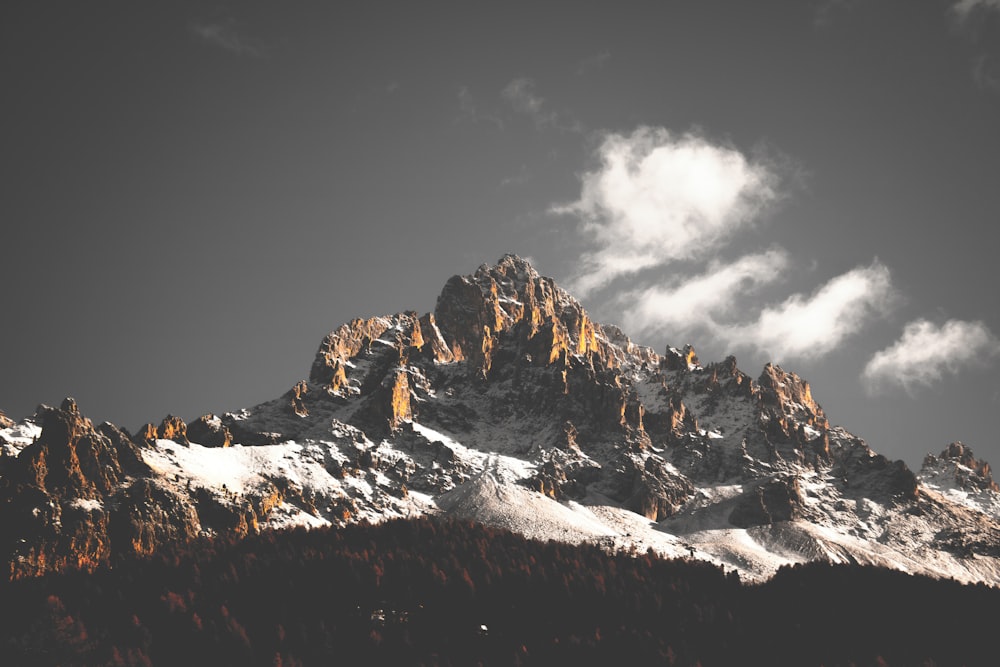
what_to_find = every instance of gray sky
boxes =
[3,1,999,471]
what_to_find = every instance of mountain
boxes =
[3,254,1000,583]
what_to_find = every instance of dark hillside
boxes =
[0,518,995,666]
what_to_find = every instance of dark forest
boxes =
[1,517,995,666]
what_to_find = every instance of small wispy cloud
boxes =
[189,19,261,57]
[501,78,557,127]
[551,126,779,297]
[862,319,1000,393]
[948,0,1000,90]
[727,261,894,361]
[620,249,790,337]
[577,50,611,76]
[952,0,1000,22]
[500,77,581,132]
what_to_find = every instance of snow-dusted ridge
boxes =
[4,254,1000,584]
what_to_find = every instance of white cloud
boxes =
[189,20,260,57]
[620,249,790,337]
[953,0,1000,21]
[620,257,893,362]
[862,319,1000,393]
[723,261,894,361]
[551,126,779,296]
[552,125,897,363]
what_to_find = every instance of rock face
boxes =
[157,415,190,445]
[728,478,803,528]
[0,400,201,578]
[923,442,999,493]
[186,414,233,448]
[3,255,1000,584]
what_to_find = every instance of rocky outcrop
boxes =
[386,370,413,429]
[0,399,199,578]
[186,414,233,448]
[663,344,699,372]
[10,398,130,498]
[111,479,200,559]
[626,457,695,521]
[416,313,454,363]
[729,477,803,527]
[756,364,831,461]
[310,315,402,392]
[830,430,919,502]
[757,364,828,432]
[923,442,1000,493]
[157,415,190,445]
[600,324,659,369]
[431,254,628,377]
[0,400,292,579]
[695,356,754,399]
[288,380,310,417]
[134,423,159,446]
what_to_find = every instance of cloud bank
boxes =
[552,124,898,364]
[862,319,1000,393]
[621,255,894,363]
[551,126,779,297]
[551,122,997,386]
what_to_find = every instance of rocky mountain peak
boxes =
[4,257,1000,585]
[663,344,699,371]
[755,363,830,454]
[5,399,143,500]
[922,442,1000,493]
[757,364,823,419]
[485,252,540,286]
[432,255,618,377]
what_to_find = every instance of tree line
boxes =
[0,517,995,666]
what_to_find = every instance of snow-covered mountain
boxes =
[3,254,1000,583]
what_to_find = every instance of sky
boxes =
[2,1,1000,472]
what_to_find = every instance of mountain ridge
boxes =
[2,254,1000,583]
